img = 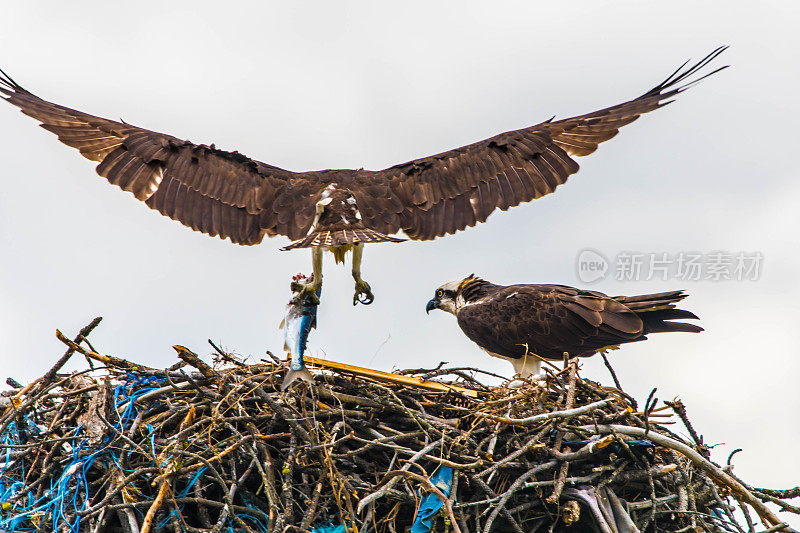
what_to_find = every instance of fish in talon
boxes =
[281,273,321,391]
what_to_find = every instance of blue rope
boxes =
[0,373,270,532]
[238,512,270,532]
[0,373,167,532]
[176,467,207,499]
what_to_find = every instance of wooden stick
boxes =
[173,345,219,380]
[55,330,155,372]
[584,424,784,528]
[304,356,480,398]
[2,318,102,419]
[140,479,169,533]
[475,399,612,426]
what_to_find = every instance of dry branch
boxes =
[0,320,796,533]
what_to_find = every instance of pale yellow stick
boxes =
[303,356,479,398]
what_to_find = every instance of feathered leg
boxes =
[351,243,373,305]
[511,355,543,380]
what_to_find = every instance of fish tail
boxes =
[281,368,315,391]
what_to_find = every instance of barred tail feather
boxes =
[281,228,405,250]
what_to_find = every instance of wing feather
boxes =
[0,72,321,245]
[1,49,726,244]
[372,48,727,240]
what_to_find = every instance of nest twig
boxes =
[0,318,797,533]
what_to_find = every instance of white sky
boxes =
[1,1,798,527]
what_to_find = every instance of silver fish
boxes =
[280,274,321,391]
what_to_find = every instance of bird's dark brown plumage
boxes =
[453,277,702,360]
[281,188,405,250]
[0,48,726,247]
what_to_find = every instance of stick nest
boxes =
[0,318,797,533]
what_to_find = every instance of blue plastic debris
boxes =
[410,466,455,533]
[311,524,347,533]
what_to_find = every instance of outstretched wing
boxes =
[0,71,321,244]
[367,47,727,241]
[456,284,645,360]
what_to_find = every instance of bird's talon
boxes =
[356,292,374,305]
[295,283,321,305]
[353,280,374,306]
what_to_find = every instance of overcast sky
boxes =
[1,1,798,526]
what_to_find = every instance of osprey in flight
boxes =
[426,276,702,379]
[0,48,725,305]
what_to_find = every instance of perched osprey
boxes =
[426,276,702,379]
[0,48,725,304]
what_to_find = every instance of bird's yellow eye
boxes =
[436,289,444,298]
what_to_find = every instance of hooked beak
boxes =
[425,298,439,314]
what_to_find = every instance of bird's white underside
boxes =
[483,349,543,380]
